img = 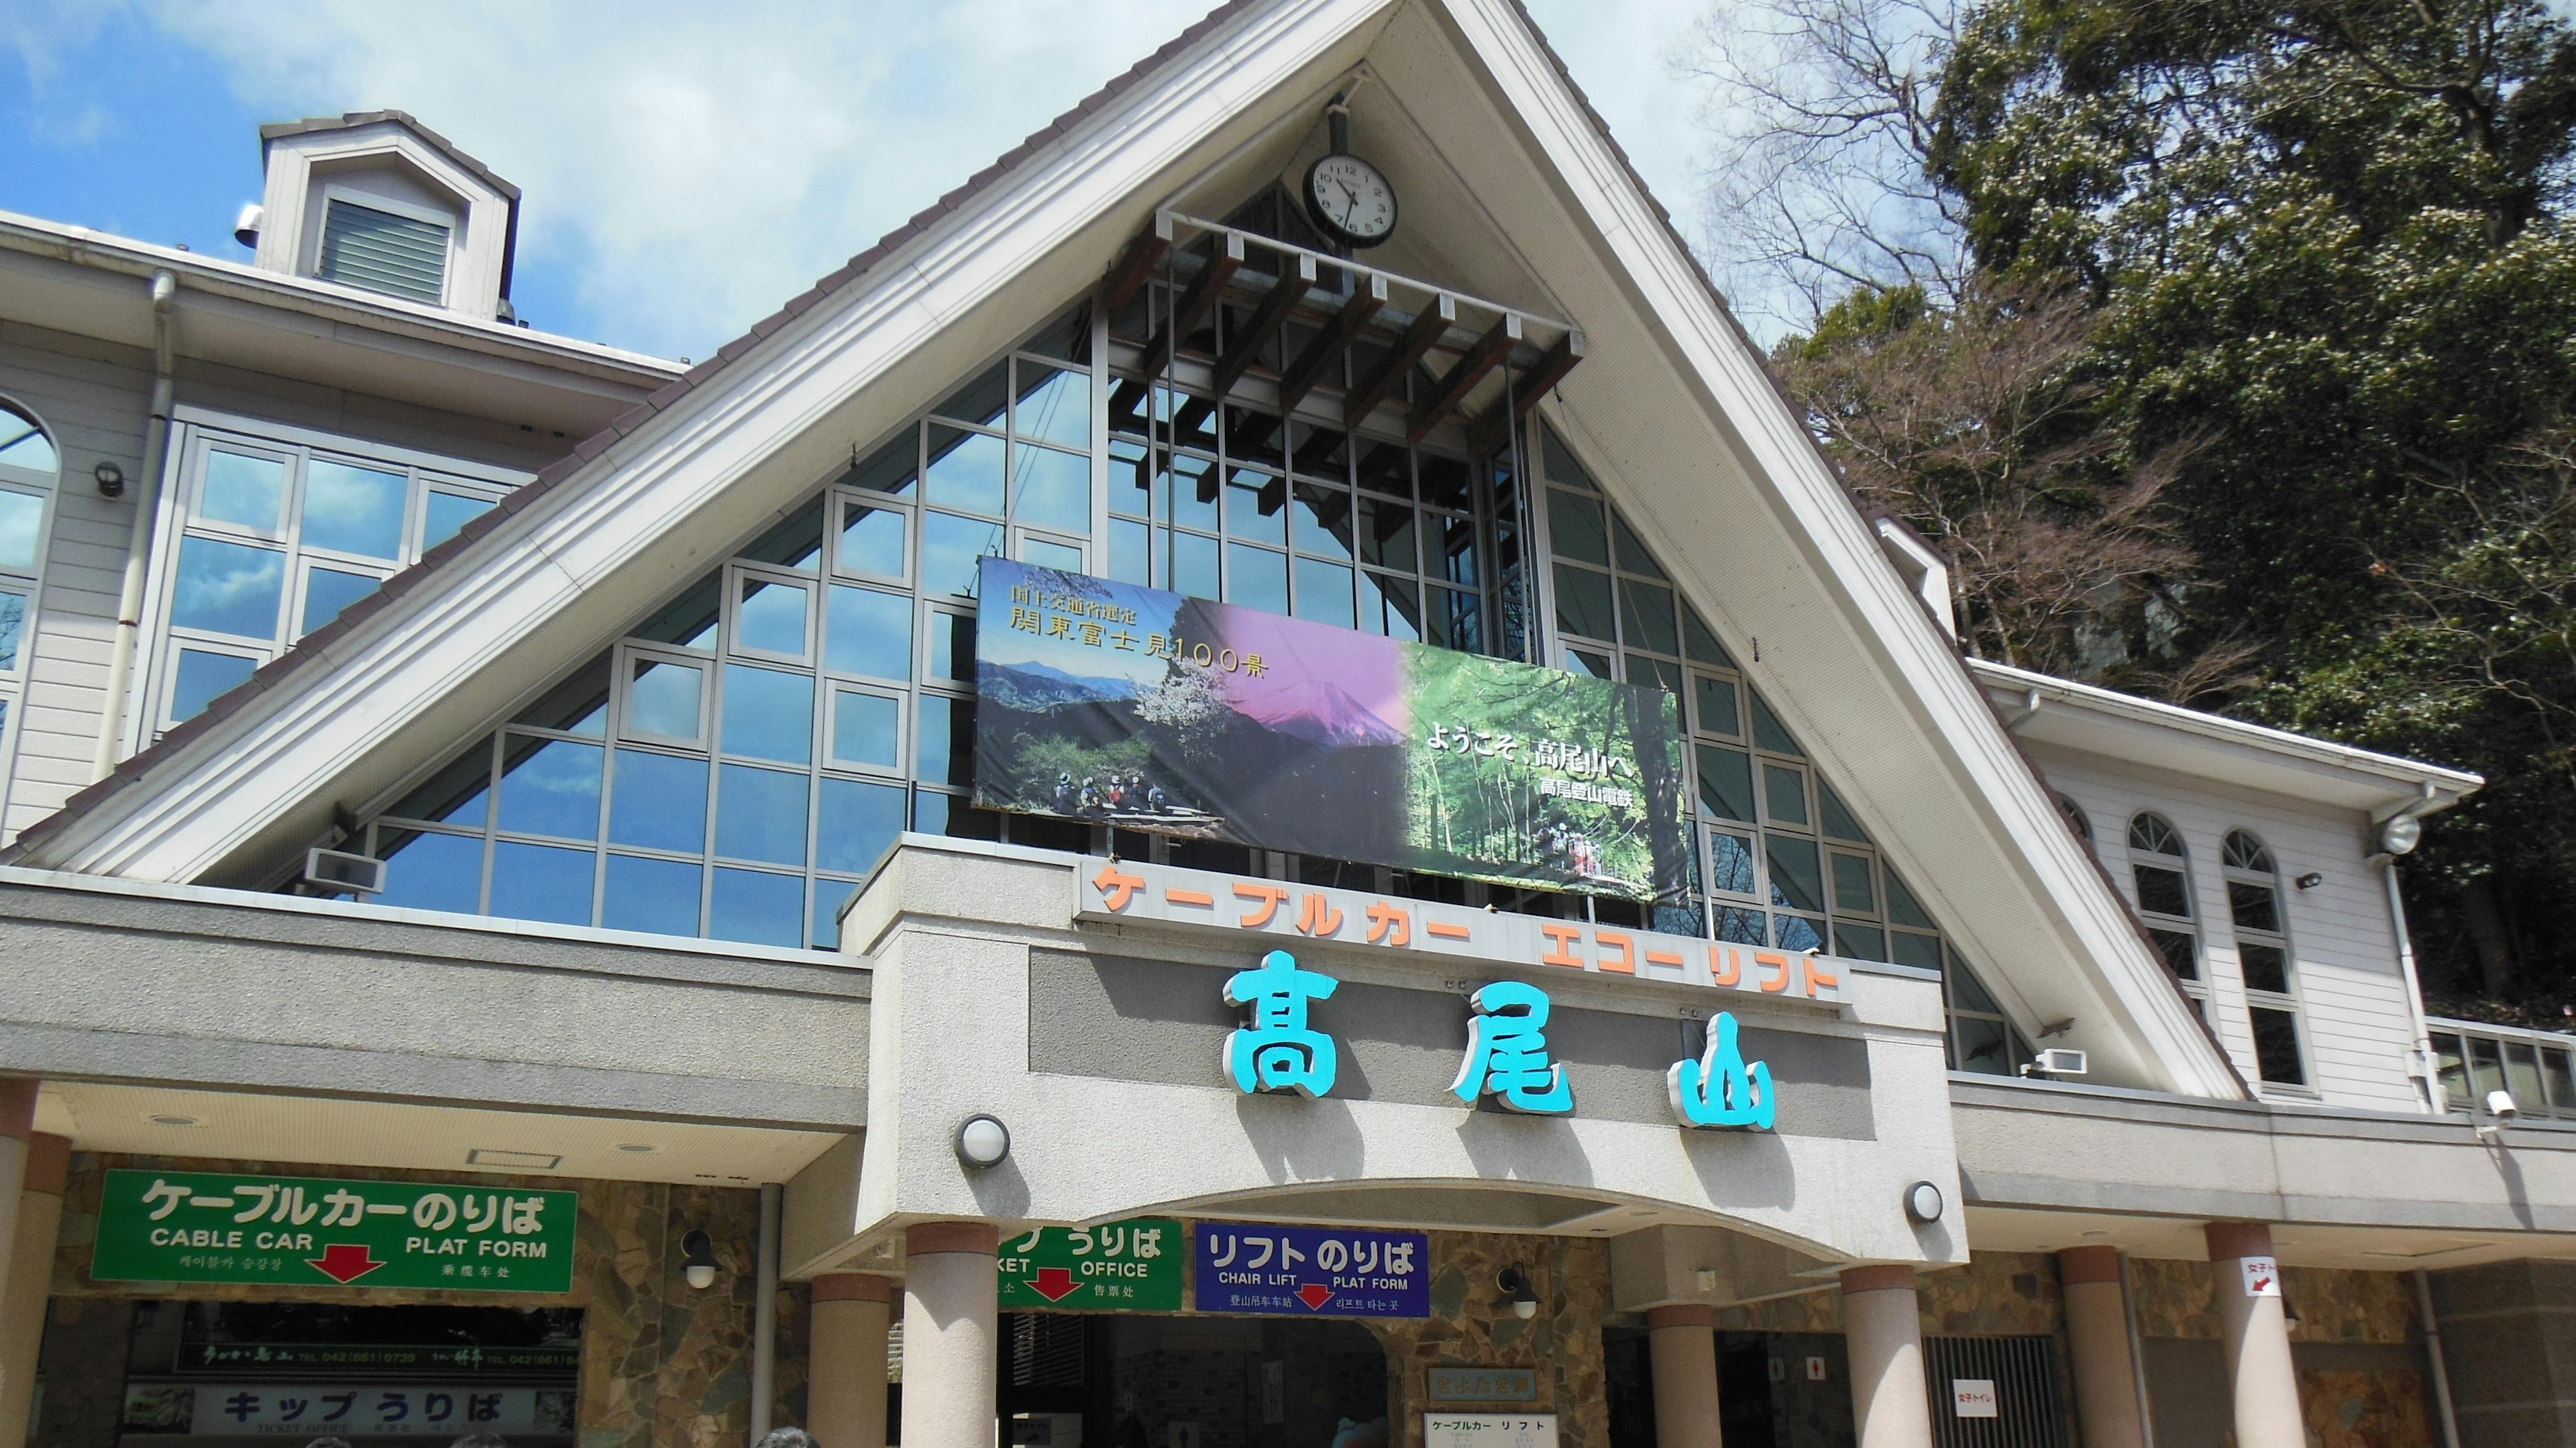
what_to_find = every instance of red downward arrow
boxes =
[1297,1283,1335,1311]
[309,1243,386,1284]
[1028,1267,1081,1302]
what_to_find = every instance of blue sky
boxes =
[0,1,1715,363]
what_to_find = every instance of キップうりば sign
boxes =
[973,558,1690,903]
[1195,1223,1430,1317]
[91,1170,576,1293]
[996,1218,1183,1311]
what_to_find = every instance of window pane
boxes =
[1020,535,1082,572]
[423,490,493,550]
[1226,545,1290,615]
[917,694,974,786]
[375,829,484,914]
[1948,958,2002,1015]
[1552,564,1613,641]
[2147,927,2198,980]
[608,749,708,854]
[637,574,722,650]
[2506,1041,2544,1112]
[295,565,377,638]
[1833,921,1886,962]
[0,411,56,472]
[2134,864,2190,919]
[1360,572,1419,641]
[1762,763,1809,826]
[2545,1049,2576,1113]
[1772,914,1824,951]
[1618,576,1678,654]
[2470,1036,2506,1097]
[1819,782,1869,843]
[1891,931,1941,971]
[925,427,1006,515]
[1166,454,1219,530]
[2240,942,2290,994]
[1419,455,1472,511]
[1627,654,1680,694]
[832,689,904,770]
[826,586,912,680]
[715,763,809,866]
[1111,437,1152,517]
[2431,1033,2469,1107]
[1171,529,1220,601]
[813,877,861,951]
[737,578,810,657]
[1611,512,1667,579]
[1886,871,1935,929]
[1694,674,1740,737]
[1432,515,1478,587]
[488,841,595,927]
[2227,880,2281,934]
[818,776,908,875]
[388,747,491,827]
[1359,496,1415,570]
[1749,690,1801,755]
[1708,831,1757,895]
[922,511,1004,597]
[172,535,284,639]
[710,868,805,948]
[1565,647,1613,679]
[928,611,975,684]
[517,655,609,738]
[722,664,813,764]
[1695,745,1754,822]
[1547,488,1607,565]
[603,854,702,937]
[1684,607,1731,667]
[1716,906,1766,944]
[170,648,258,723]
[301,459,408,558]
[1013,444,1091,534]
[1293,483,1354,559]
[1953,1015,2010,1075]
[627,658,704,739]
[200,451,286,531]
[839,502,907,579]
[0,492,40,572]
[1766,835,1822,911]
[1014,362,1091,449]
[497,737,603,841]
[2251,1007,2305,1084]
[0,588,21,670]
[1110,519,1150,585]
[1831,853,1876,914]
[935,360,1011,429]
[1356,440,1410,497]
[1226,469,1287,546]
[1293,557,1356,629]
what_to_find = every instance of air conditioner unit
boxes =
[2027,1047,2088,1076]
[303,847,386,896]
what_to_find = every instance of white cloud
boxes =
[1519,0,1714,250]
[124,0,1232,358]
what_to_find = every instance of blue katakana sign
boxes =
[1666,1011,1774,1129]
[1223,949,1340,1098]
[1451,980,1574,1113]
[1195,1222,1430,1317]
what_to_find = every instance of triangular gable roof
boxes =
[5,0,2241,1099]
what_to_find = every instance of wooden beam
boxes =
[1466,329,1586,458]
[1407,313,1521,445]
[1211,254,1318,397]
[1140,231,1245,367]
[1102,221,1172,314]
[1276,274,1389,420]
[1344,293,1455,429]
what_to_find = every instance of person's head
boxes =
[756,1430,817,1448]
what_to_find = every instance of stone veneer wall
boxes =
[1356,1231,1612,1448]
[38,1153,806,1448]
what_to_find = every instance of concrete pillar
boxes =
[0,1133,67,1448]
[0,1084,36,1317]
[810,1273,893,1448]
[2205,1221,2305,1448]
[900,1222,997,1448]
[2055,1247,2147,1448]
[1647,1304,1721,1448]
[1840,1265,1933,1448]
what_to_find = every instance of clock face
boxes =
[1305,153,1398,247]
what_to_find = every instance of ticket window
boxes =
[116,1302,582,1448]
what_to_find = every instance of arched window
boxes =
[2224,829,2306,1086]
[2126,812,2204,1008]
[0,396,61,809]
[2058,794,2092,842]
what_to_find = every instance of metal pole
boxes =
[2414,1270,2463,1448]
[95,268,179,778]
[751,1182,782,1445]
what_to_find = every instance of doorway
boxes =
[999,1312,1390,1448]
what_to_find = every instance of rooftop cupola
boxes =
[239,111,521,324]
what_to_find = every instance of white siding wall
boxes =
[0,328,150,841]
[2025,741,2427,1112]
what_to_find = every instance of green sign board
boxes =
[92,1170,577,1294]
[996,1218,1182,1311]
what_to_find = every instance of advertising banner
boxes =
[975,558,1690,902]
[1193,1222,1430,1317]
[120,1384,574,1437]
[91,1169,577,1293]
[996,1217,1183,1311]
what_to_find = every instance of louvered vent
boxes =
[317,199,449,305]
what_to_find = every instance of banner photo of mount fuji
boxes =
[973,557,1690,903]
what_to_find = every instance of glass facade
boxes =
[0,397,61,804]
[146,418,513,737]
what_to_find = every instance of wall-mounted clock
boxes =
[1305,151,1398,250]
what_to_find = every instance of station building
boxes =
[0,3,2569,1448]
